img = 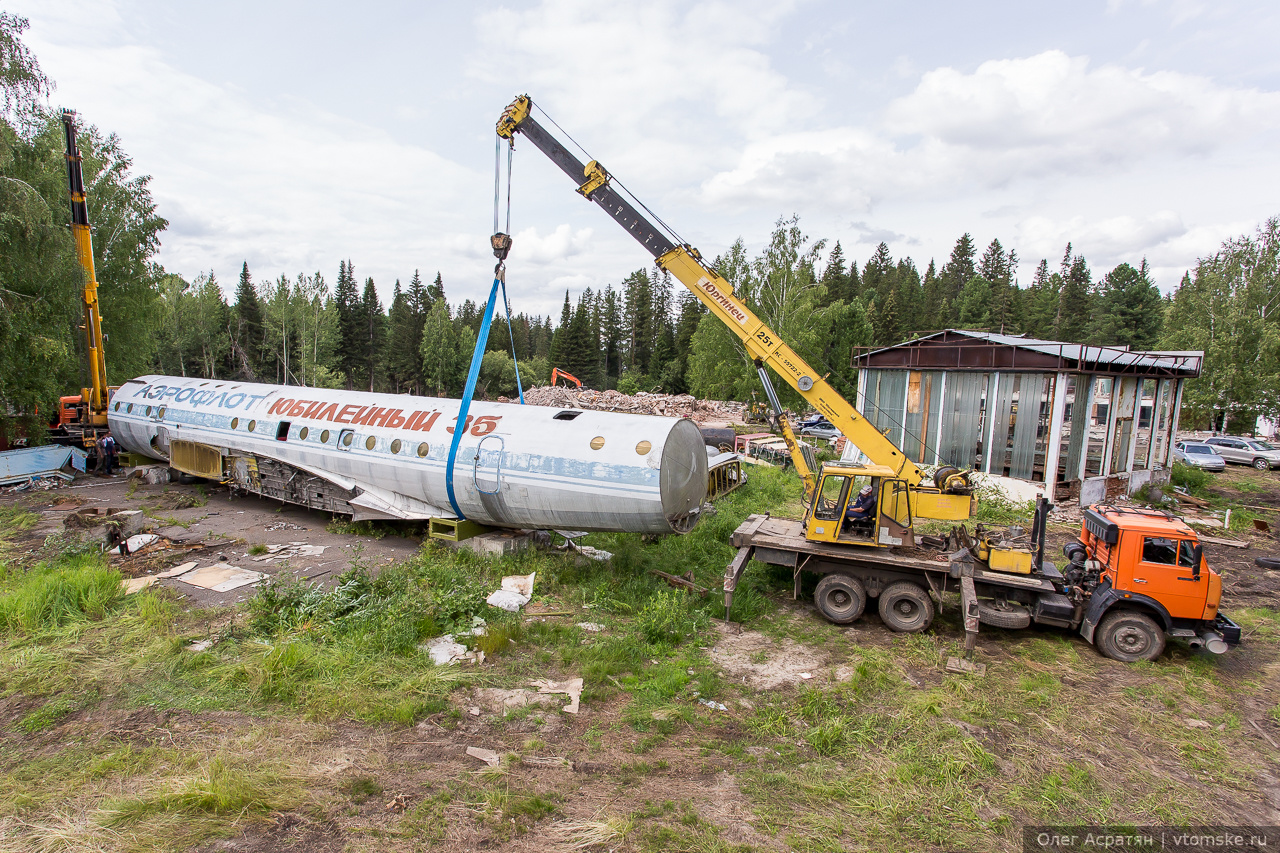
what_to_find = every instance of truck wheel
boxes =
[1253,457,1270,471]
[878,582,934,633]
[977,599,1032,629]
[1255,556,1280,570]
[1096,610,1165,662]
[814,574,866,624]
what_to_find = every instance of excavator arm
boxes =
[497,96,970,517]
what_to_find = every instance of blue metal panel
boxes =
[0,445,89,486]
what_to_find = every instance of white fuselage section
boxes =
[108,376,708,534]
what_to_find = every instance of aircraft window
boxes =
[554,410,582,420]
[299,427,309,440]
[113,402,120,412]
[636,440,652,455]
[248,420,256,432]
[127,404,133,413]
[320,429,330,444]
[341,430,353,447]
[158,407,166,419]
[590,436,605,450]
[417,442,429,457]
[276,421,290,441]
[231,418,239,429]
[145,406,152,416]
[365,435,377,451]
[390,439,402,454]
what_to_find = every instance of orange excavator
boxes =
[550,368,582,389]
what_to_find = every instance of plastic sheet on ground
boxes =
[486,572,536,611]
[422,635,484,666]
[530,677,583,714]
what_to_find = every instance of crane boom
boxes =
[497,95,971,520]
[61,109,110,425]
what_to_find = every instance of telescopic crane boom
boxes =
[61,109,110,428]
[496,95,971,522]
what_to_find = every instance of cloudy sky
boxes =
[10,0,1280,318]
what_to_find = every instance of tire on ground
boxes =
[877,581,934,633]
[1095,609,1165,662]
[976,599,1032,629]
[814,574,867,624]
[1254,556,1280,570]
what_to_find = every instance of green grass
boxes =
[0,554,125,633]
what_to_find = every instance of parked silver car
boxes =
[1203,436,1280,470]
[1173,441,1226,472]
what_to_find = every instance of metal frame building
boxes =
[853,330,1203,504]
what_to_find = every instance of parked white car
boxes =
[1203,436,1280,470]
[1172,441,1226,472]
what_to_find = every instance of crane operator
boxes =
[845,485,876,523]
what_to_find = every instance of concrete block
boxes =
[462,531,532,559]
[1079,476,1108,507]
[1126,469,1153,496]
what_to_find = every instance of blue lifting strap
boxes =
[444,275,502,519]
[500,277,525,405]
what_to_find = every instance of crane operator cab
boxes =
[804,463,914,548]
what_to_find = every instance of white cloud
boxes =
[509,224,594,265]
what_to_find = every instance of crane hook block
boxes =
[496,95,532,139]
[491,232,512,261]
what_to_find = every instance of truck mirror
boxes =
[1192,544,1203,579]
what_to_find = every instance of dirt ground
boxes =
[3,473,421,608]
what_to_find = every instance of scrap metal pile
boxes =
[507,386,745,424]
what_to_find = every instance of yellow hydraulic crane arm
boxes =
[496,95,937,493]
[61,109,109,424]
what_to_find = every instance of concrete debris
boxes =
[130,465,170,485]
[422,635,484,666]
[530,677,583,714]
[506,386,746,425]
[251,543,327,562]
[1184,718,1212,729]
[699,698,728,711]
[265,521,306,531]
[576,622,604,633]
[466,746,502,767]
[521,755,572,769]
[187,638,215,652]
[464,530,532,558]
[177,564,267,593]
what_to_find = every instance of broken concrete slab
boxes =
[123,576,158,595]
[177,564,267,593]
[156,561,199,578]
[465,746,502,767]
[463,531,532,559]
[945,657,987,676]
[530,677,583,714]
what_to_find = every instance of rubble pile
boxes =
[506,386,745,424]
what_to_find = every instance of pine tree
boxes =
[550,291,572,370]
[873,290,901,346]
[1090,260,1164,348]
[940,234,977,316]
[861,243,894,303]
[334,259,362,388]
[232,261,264,380]
[820,241,849,305]
[428,272,445,305]
[360,277,386,392]
[1055,246,1093,342]
[623,269,654,375]
[957,275,993,328]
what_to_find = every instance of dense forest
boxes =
[2,13,1278,437]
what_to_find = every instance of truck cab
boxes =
[804,463,914,548]
[1070,506,1240,660]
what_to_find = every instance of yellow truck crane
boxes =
[496,95,974,550]
[49,110,116,454]
[495,96,1240,662]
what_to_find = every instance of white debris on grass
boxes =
[422,635,484,666]
[530,677,583,714]
[116,533,159,554]
[123,576,158,595]
[576,622,605,633]
[177,564,268,593]
[486,572,536,612]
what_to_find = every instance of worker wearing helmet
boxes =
[845,484,876,522]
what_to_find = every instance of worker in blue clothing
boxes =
[845,484,876,523]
